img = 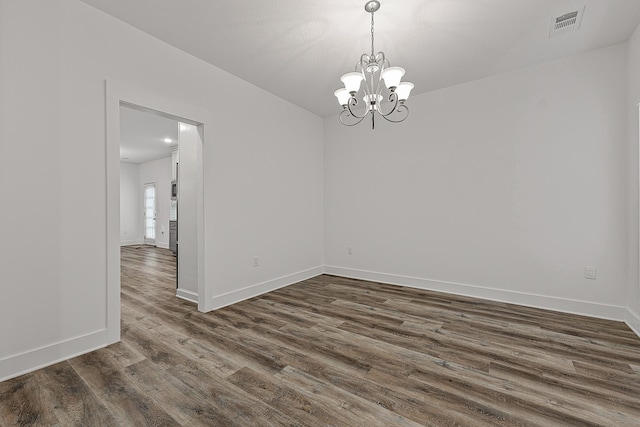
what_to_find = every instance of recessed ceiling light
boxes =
[164,137,173,143]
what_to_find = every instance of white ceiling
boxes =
[82,0,640,118]
[120,104,179,164]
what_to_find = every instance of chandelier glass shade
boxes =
[335,1,413,129]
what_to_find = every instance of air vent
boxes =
[549,7,584,38]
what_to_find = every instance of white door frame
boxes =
[106,79,209,345]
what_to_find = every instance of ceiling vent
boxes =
[549,7,585,38]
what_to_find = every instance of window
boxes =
[143,183,156,243]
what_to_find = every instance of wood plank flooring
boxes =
[2,245,640,425]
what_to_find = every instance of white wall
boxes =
[120,162,142,245]
[627,23,640,334]
[325,44,629,319]
[177,123,199,301]
[0,0,324,381]
[120,156,173,249]
[139,156,172,249]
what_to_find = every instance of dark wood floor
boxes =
[2,246,640,426]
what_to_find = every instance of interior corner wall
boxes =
[0,0,324,381]
[139,156,172,249]
[120,162,142,245]
[324,43,629,320]
[626,23,640,333]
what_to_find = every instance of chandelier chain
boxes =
[370,11,375,58]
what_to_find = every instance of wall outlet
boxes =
[347,246,353,255]
[585,266,596,280]
[254,256,259,267]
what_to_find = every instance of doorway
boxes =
[106,79,208,346]
[119,104,199,300]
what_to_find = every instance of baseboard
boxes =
[176,288,198,303]
[0,329,108,382]
[209,266,324,311]
[324,266,628,322]
[626,309,640,338]
[121,241,169,249]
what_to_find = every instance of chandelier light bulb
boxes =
[341,72,364,94]
[381,66,405,90]
[334,88,351,106]
[396,82,414,101]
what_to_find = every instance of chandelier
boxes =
[334,1,414,129]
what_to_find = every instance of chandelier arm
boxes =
[358,57,374,99]
[345,96,368,120]
[377,90,399,117]
[340,109,367,126]
[380,104,410,123]
[358,54,369,71]
[373,54,389,103]
[375,64,384,100]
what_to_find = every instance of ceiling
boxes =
[82,0,640,118]
[120,104,179,164]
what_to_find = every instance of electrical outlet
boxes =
[348,246,353,255]
[585,266,596,280]
[254,256,259,267]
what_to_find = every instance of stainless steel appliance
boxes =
[171,180,177,200]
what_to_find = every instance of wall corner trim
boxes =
[626,309,640,338]
[176,288,198,303]
[208,266,324,312]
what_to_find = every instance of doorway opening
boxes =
[118,103,199,301]
[106,79,208,346]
